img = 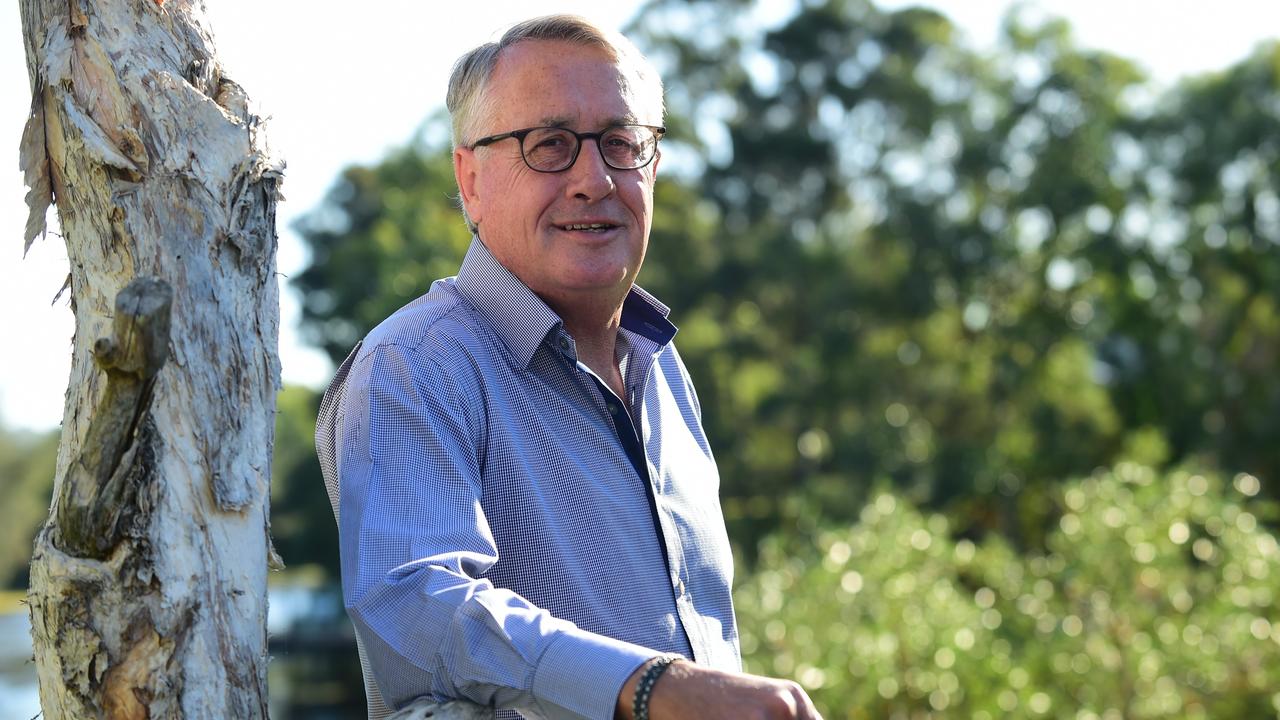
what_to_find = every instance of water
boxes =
[0,610,39,720]
[0,585,366,719]
[0,670,40,720]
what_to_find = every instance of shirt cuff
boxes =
[531,626,660,720]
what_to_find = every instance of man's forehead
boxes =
[484,40,655,126]
[490,39,619,83]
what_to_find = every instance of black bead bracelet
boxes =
[632,655,681,720]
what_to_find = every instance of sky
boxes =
[2,0,1278,432]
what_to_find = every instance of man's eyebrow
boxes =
[537,114,643,129]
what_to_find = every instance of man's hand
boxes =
[615,660,824,720]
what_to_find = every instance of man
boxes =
[317,15,822,720]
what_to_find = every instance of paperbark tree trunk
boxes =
[19,0,282,717]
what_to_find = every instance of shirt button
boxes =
[675,578,686,596]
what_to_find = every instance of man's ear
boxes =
[454,146,484,226]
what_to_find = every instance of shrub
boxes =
[735,463,1280,719]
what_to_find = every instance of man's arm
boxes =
[328,341,656,719]
[614,660,824,720]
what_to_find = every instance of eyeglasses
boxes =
[470,124,665,173]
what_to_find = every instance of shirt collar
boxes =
[453,236,678,368]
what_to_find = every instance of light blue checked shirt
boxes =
[316,238,741,719]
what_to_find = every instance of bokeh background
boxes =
[3,1,1279,718]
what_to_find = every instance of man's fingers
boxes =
[778,680,824,720]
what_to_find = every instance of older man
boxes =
[317,15,822,720]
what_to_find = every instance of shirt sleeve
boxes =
[329,341,657,720]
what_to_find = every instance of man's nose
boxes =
[564,139,616,201]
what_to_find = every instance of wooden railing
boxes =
[387,697,493,719]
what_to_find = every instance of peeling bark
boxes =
[20,0,281,717]
[19,82,52,252]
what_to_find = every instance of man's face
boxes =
[454,40,660,312]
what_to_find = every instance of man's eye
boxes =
[532,134,570,149]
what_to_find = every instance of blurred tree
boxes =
[293,119,474,366]
[270,385,339,578]
[626,0,1280,549]
[291,0,1280,557]
[1115,44,1280,495]
[0,424,57,589]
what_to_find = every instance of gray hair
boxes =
[447,15,666,231]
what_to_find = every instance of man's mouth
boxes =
[559,222,618,233]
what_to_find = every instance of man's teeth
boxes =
[564,223,611,230]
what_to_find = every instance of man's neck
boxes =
[555,300,628,401]
[525,276,635,398]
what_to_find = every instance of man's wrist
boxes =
[631,655,681,720]
[616,655,682,720]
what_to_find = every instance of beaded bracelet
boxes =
[632,655,681,720]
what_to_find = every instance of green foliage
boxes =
[289,0,1280,558]
[0,424,57,589]
[623,0,1280,550]
[736,464,1280,718]
[292,119,473,366]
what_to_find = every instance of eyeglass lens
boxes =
[523,126,658,172]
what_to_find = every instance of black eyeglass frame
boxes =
[469,124,666,173]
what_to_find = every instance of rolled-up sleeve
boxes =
[330,341,655,719]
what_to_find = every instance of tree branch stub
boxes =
[54,275,172,560]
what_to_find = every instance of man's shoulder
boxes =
[355,278,490,370]
[315,279,492,472]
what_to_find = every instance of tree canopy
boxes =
[289,0,1280,554]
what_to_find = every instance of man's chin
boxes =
[546,268,637,298]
